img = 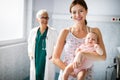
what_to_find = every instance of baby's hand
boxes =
[75,48,81,55]
[94,44,103,55]
[94,44,100,49]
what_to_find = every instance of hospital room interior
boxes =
[0,0,120,80]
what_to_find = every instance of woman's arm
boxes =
[81,28,106,61]
[51,28,69,70]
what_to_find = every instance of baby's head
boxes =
[85,32,98,46]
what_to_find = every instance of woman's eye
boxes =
[72,10,84,15]
[79,10,83,12]
[72,11,76,14]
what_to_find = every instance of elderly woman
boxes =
[28,9,57,80]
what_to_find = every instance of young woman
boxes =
[52,0,106,80]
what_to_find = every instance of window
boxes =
[0,0,26,46]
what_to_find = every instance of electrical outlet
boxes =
[112,17,116,22]
[111,17,120,22]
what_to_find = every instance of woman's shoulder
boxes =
[58,27,70,40]
[88,26,101,33]
[31,27,39,32]
[60,27,70,35]
[29,27,39,35]
[48,26,56,30]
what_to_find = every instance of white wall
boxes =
[0,43,29,80]
[86,0,120,15]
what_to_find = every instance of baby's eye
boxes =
[92,39,95,41]
[87,38,90,39]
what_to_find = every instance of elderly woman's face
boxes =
[40,13,49,20]
[37,12,49,25]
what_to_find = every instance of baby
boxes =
[62,32,103,80]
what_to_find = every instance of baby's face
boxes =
[85,33,97,46]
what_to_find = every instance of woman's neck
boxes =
[73,24,87,32]
[39,25,47,34]
[71,23,87,38]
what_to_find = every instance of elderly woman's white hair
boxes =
[36,9,49,18]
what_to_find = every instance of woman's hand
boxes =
[70,71,77,78]
[73,48,83,68]
[30,55,33,60]
[73,51,85,68]
[73,61,81,68]
[29,53,34,60]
